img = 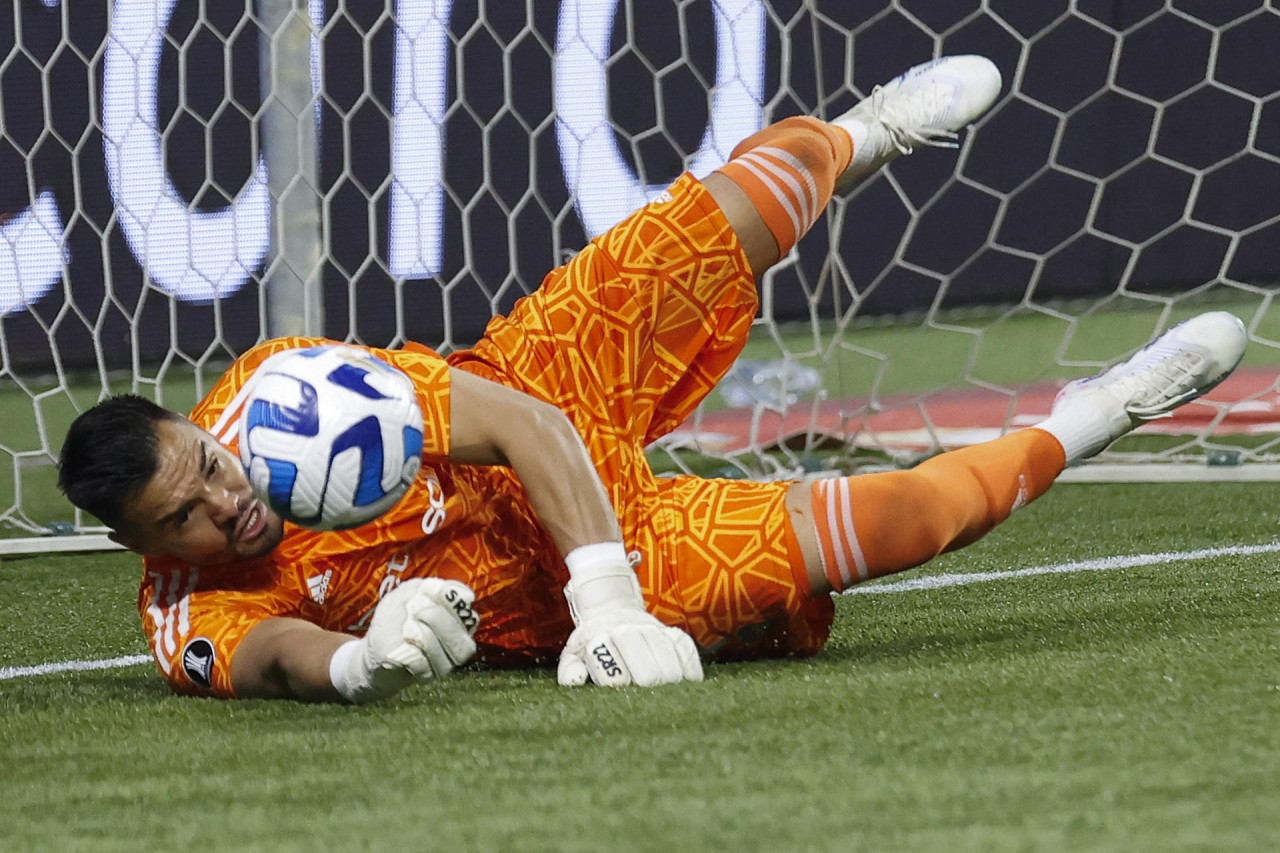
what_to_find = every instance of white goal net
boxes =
[3,0,1280,550]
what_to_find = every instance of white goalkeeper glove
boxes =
[329,577,479,703]
[556,543,703,688]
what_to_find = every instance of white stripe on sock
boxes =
[835,478,869,582]
[819,480,854,589]
[732,154,804,238]
[747,146,820,227]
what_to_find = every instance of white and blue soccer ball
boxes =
[238,345,425,531]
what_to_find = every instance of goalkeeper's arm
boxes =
[231,578,479,702]
[446,368,703,687]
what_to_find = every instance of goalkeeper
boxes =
[58,56,1247,701]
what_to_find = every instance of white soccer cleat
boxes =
[1052,311,1248,447]
[832,55,1003,190]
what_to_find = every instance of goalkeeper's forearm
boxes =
[231,578,480,703]
[445,368,624,557]
[231,617,354,701]
[442,369,707,688]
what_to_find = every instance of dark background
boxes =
[2,0,1278,372]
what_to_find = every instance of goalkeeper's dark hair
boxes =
[58,394,181,531]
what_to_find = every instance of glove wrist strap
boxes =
[564,542,643,623]
[329,638,393,703]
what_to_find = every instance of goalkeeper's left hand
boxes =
[329,577,479,702]
[556,544,703,687]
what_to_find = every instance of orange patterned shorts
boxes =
[451,174,833,659]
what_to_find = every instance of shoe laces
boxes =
[1113,348,1208,418]
[861,83,960,155]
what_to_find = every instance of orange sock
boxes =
[714,117,853,256]
[810,429,1066,591]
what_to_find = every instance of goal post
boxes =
[2,1,1280,554]
[257,0,326,339]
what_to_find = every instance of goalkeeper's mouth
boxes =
[235,498,268,544]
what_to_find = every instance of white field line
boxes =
[847,542,1280,595]
[0,654,151,681]
[4,542,1279,681]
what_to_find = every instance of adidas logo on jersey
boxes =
[307,570,334,605]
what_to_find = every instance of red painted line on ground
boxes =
[672,367,1280,453]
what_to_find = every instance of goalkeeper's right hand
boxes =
[555,543,703,688]
[328,577,479,703]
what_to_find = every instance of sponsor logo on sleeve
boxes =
[181,637,216,690]
[420,471,447,534]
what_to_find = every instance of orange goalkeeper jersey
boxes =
[141,338,577,697]
[140,173,833,698]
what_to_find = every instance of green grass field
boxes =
[3,297,1279,849]
[3,481,1278,851]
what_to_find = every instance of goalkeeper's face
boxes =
[114,418,285,565]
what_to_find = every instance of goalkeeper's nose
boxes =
[207,487,241,529]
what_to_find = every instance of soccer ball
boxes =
[238,345,425,531]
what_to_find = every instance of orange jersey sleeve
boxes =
[139,556,312,697]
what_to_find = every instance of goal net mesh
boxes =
[2,0,1279,543]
